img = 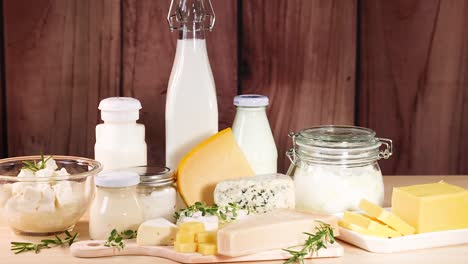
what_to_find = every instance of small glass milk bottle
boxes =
[232,95,278,174]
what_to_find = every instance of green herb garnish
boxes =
[10,230,78,254]
[173,202,251,223]
[283,221,335,264]
[104,229,138,250]
[21,153,52,172]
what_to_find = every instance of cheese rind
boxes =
[342,212,401,238]
[177,128,255,205]
[136,218,178,246]
[214,174,295,214]
[359,199,415,235]
[392,182,468,233]
[217,209,338,257]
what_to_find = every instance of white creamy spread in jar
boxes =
[2,158,86,233]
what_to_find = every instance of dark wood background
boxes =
[0,0,467,175]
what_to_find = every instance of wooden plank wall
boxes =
[0,0,467,175]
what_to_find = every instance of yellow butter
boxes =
[392,182,468,233]
[197,243,217,255]
[342,211,401,238]
[174,242,197,253]
[339,219,388,238]
[179,222,205,234]
[196,231,217,243]
[359,199,415,235]
[176,231,195,243]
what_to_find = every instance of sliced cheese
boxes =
[176,128,254,205]
[342,211,401,238]
[217,209,338,257]
[136,218,178,246]
[392,182,468,233]
[338,219,384,237]
[359,199,415,235]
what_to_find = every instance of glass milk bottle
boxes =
[95,97,147,171]
[165,0,218,169]
[232,95,278,174]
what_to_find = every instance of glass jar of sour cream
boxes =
[286,126,392,214]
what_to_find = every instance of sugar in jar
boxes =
[286,126,392,214]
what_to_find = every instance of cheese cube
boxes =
[342,212,401,238]
[137,218,178,246]
[214,174,295,214]
[196,231,217,243]
[176,231,195,243]
[338,219,384,237]
[197,243,217,255]
[359,199,415,235]
[392,182,468,233]
[174,242,197,253]
[179,222,205,233]
[217,209,338,257]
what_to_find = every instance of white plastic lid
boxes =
[98,97,142,122]
[95,171,140,188]
[233,94,269,107]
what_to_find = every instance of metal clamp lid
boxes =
[377,138,393,160]
[167,0,216,32]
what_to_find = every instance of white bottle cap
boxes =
[95,171,140,188]
[233,94,269,107]
[98,97,142,122]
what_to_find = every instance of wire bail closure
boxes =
[167,0,216,32]
[377,138,393,160]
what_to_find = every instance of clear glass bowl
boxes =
[0,155,102,236]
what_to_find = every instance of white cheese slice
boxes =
[217,209,339,257]
[137,218,179,246]
[177,211,219,231]
[214,173,295,214]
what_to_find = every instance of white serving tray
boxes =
[336,210,468,253]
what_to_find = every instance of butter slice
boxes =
[342,212,401,238]
[137,218,178,246]
[359,199,415,235]
[217,209,338,257]
[338,219,385,237]
[392,182,468,233]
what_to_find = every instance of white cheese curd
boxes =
[176,211,219,231]
[2,157,87,233]
[294,164,384,213]
[139,187,177,222]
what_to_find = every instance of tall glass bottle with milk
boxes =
[232,95,278,174]
[95,97,147,171]
[165,0,218,169]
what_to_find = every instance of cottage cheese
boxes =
[214,174,295,214]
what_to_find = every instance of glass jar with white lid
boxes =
[131,166,178,222]
[286,125,392,214]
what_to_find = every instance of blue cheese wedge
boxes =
[214,173,295,214]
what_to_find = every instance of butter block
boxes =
[179,222,205,233]
[342,212,401,238]
[359,199,415,235]
[174,242,197,253]
[196,231,217,243]
[217,209,338,257]
[392,182,468,233]
[198,243,217,255]
[137,218,179,246]
[176,231,195,243]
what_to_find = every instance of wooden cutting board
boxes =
[70,240,344,263]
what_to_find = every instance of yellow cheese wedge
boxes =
[359,199,415,235]
[342,211,402,238]
[177,128,255,205]
[174,242,197,253]
[196,231,217,243]
[338,219,386,237]
[179,222,205,234]
[197,243,217,255]
[176,231,195,243]
[392,182,468,233]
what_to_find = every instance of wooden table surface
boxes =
[1,176,467,264]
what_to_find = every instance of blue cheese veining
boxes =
[214,173,295,214]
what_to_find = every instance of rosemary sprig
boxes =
[10,230,78,254]
[283,221,335,264]
[173,202,250,223]
[104,229,138,250]
[21,153,52,172]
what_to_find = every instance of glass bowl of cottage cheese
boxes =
[0,155,102,236]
